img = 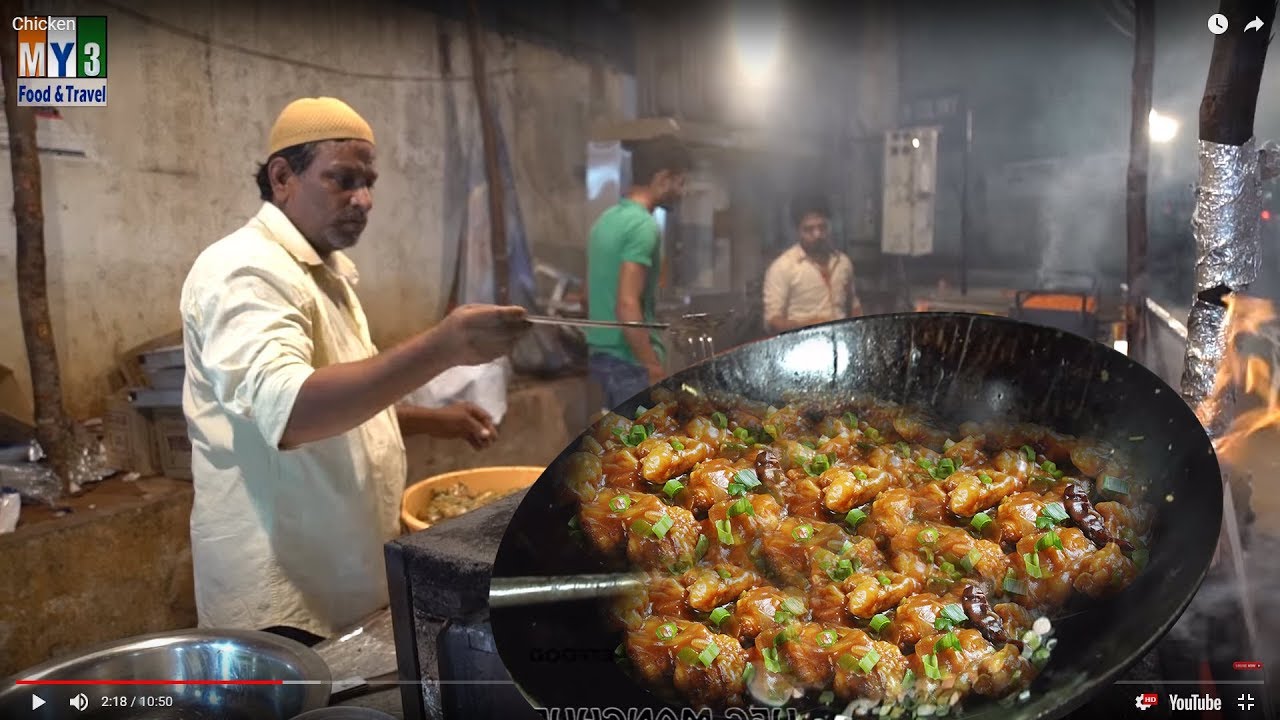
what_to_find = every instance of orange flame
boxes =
[1211,294,1280,464]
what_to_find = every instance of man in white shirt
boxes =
[179,97,529,644]
[762,195,862,333]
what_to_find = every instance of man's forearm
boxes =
[395,404,440,436]
[617,301,661,368]
[279,330,454,448]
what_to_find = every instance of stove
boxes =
[384,492,1274,720]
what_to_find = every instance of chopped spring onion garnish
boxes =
[698,642,720,667]
[727,483,745,497]
[783,597,806,615]
[1021,445,1036,461]
[1036,530,1064,552]
[866,427,883,442]
[979,473,993,485]
[917,458,936,471]
[827,558,855,582]
[734,427,752,442]
[762,647,782,673]
[935,632,961,653]
[903,669,916,687]
[669,439,685,451]
[936,458,957,478]
[663,479,684,498]
[858,649,881,674]
[917,527,939,545]
[695,534,709,560]
[709,607,731,626]
[971,513,993,532]
[634,406,648,419]
[792,524,815,542]
[764,425,779,441]
[728,497,754,517]
[941,603,967,625]
[844,412,859,427]
[837,654,858,672]
[742,663,757,684]
[631,519,653,536]
[846,508,868,529]
[717,567,733,580]
[878,573,892,586]
[735,468,761,490]
[1101,475,1130,495]
[1023,552,1044,579]
[944,438,956,450]
[609,495,632,512]
[656,622,678,640]
[722,442,748,452]
[1040,460,1064,479]
[853,468,869,481]
[897,441,912,457]
[711,412,728,429]
[819,690,836,706]
[773,625,798,645]
[651,514,674,539]
[801,440,817,450]
[715,519,735,545]
[1036,502,1070,530]
[923,653,942,680]
[1002,569,1027,595]
[677,646,698,666]
[919,546,935,564]
[1032,645,1051,668]
[960,549,982,573]
[620,424,652,447]
[838,539,855,555]
[805,454,831,477]
[1133,547,1150,569]
[870,614,891,633]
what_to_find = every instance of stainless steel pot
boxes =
[0,628,332,719]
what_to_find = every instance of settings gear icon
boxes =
[1135,694,1155,710]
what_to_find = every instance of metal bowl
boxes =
[0,628,332,719]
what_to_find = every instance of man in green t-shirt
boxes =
[585,135,693,409]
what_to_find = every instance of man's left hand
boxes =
[405,402,499,449]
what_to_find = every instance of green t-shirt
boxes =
[585,198,665,365]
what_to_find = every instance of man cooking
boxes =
[762,194,863,333]
[179,96,530,645]
[585,134,693,408]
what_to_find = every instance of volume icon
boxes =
[70,693,89,711]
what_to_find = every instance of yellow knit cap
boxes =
[267,97,375,156]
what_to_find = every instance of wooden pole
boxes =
[1125,0,1154,364]
[1200,0,1275,147]
[0,0,79,492]
[464,0,510,306]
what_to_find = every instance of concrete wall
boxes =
[0,0,631,419]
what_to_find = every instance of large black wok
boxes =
[490,313,1222,719]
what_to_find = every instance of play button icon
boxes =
[31,694,45,710]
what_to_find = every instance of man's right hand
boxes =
[438,304,531,366]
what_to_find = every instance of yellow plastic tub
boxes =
[400,466,543,533]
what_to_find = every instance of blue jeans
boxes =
[588,352,650,411]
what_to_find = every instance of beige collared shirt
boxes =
[762,243,858,329]
[179,202,406,637]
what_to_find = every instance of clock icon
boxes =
[1209,14,1229,35]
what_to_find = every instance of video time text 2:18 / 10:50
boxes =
[97,694,177,708]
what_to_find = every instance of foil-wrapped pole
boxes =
[1180,138,1263,429]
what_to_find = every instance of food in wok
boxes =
[562,387,1154,713]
